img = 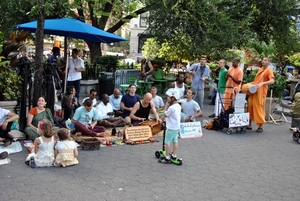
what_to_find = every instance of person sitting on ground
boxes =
[149,86,164,119]
[25,96,59,140]
[25,119,55,168]
[0,107,19,147]
[96,93,125,127]
[181,89,202,122]
[109,88,123,117]
[169,73,188,99]
[130,93,162,126]
[82,89,99,107]
[120,84,140,124]
[72,99,105,137]
[54,128,79,167]
[61,86,80,120]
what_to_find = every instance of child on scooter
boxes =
[159,88,182,163]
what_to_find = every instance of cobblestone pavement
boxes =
[1,98,299,201]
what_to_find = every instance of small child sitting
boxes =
[54,128,78,167]
[25,119,55,168]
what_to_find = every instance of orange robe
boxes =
[247,67,274,125]
[224,66,243,110]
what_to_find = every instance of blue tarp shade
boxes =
[286,65,295,70]
[14,18,127,43]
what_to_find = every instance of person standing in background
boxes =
[224,58,243,110]
[209,59,227,118]
[247,57,274,132]
[67,48,85,100]
[186,55,210,109]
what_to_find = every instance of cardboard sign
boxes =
[125,126,152,141]
[179,121,203,139]
[229,112,249,128]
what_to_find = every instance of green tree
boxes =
[142,38,160,59]
[145,0,299,59]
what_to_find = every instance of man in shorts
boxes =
[159,88,181,163]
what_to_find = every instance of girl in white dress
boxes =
[54,128,78,167]
[26,119,55,168]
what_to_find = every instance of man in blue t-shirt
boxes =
[120,84,140,124]
[72,99,105,137]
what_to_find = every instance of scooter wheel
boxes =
[293,132,299,141]
[155,151,161,158]
[298,138,300,144]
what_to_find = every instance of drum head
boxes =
[248,85,257,94]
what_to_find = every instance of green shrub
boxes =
[0,57,23,101]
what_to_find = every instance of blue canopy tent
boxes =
[14,18,127,43]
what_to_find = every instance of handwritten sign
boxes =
[125,126,152,141]
[229,113,249,127]
[179,121,203,139]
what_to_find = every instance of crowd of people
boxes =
[0,51,279,165]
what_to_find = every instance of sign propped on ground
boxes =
[125,126,152,141]
[179,121,203,139]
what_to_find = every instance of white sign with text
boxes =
[229,113,249,128]
[179,121,203,139]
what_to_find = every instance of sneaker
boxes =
[29,156,36,168]
[158,157,171,163]
[0,151,8,159]
[202,119,209,128]
[4,139,12,147]
[170,153,177,160]
[208,114,216,118]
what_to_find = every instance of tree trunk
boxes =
[33,0,45,106]
[87,41,101,62]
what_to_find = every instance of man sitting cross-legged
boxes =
[96,93,125,127]
[181,89,202,122]
[129,93,162,126]
[72,99,105,137]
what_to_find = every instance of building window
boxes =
[139,13,148,28]
[138,34,152,53]
[138,37,147,53]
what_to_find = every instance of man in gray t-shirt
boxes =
[150,86,164,119]
[181,89,202,122]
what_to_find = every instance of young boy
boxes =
[159,88,182,163]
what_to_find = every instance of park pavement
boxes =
[1,98,300,201]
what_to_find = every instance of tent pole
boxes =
[64,37,69,93]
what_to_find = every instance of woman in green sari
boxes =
[25,97,59,140]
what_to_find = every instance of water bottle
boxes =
[112,127,116,136]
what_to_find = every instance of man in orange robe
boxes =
[224,58,243,110]
[247,57,275,132]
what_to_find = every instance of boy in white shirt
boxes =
[159,88,181,163]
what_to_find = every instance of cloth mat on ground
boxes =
[0,141,22,154]
[72,127,163,146]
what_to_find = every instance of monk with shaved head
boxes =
[130,93,162,125]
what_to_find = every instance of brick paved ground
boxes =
[1,98,299,201]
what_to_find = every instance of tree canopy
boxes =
[145,0,300,60]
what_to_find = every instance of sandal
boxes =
[0,151,8,159]
[256,128,263,132]
[4,139,12,147]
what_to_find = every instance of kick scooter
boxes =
[155,121,183,165]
